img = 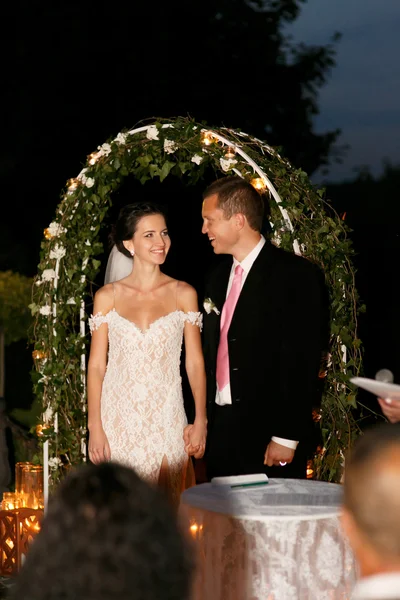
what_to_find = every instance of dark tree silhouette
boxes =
[3,0,341,275]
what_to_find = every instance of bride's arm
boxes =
[179,282,207,459]
[87,287,113,463]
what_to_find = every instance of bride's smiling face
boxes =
[124,214,171,264]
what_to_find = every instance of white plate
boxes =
[350,376,400,400]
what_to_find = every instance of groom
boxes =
[194,175,329,480]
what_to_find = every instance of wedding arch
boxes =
[29,116,362,495]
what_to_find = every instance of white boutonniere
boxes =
[203,298,220,315]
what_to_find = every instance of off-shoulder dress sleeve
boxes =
[182,311,203,331]
[88,312,109,334]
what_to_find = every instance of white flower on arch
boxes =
[220,158,237,172]
[77,173,95,188]
[97,143,112,157]
[49,457,62,471]
[85,177,95,188]
[191,154,203,165]
[42,269,56,282]
[47,222,67,237]
[164,139,178,154]
[146,125,159,140]
[115,132,127,145]
[50,244,66,260]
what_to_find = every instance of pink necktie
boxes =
[216,264,244,391]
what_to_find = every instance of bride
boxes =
[87,202,207,503]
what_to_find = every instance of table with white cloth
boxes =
[180,478,358,600]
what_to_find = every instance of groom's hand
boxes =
[264,440,295,467]
[183,424,201,457]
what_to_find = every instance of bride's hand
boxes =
[184,419,207,459]
[89,426,111,464]
[183,424,193,448]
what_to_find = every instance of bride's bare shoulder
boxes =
[177,280,196,294]
[95,283,114,299]
[93,284,115,313]
[177,281,198,310]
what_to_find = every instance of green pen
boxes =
[230,481,269,489]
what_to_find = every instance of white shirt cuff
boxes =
[271,436,298,450]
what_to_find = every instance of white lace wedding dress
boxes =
[89,308,202,504]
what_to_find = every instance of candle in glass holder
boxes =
[1,492,18,511]
[15,462,32,497]
[17,492,29,508]
[21,466,44,510]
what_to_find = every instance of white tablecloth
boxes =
[180,479,357,600]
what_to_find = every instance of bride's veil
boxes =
[104,244,133,284]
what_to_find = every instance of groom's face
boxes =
[202,194,238,255]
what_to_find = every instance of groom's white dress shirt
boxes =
[215,235,298,450]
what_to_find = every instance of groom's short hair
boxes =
[203,176,265,232]
[343,422,400,558]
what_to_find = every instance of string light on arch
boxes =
[67,178,79,193]
[32,350,46,361]
[200,131,217,146]
[224,146,236,159]
[88,152,99,165]
[250,177,267,192]
[36,424,45,437]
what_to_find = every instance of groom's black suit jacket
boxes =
[203,241,329,473]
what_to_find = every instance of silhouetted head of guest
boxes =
[342,422,400,577]
[10,462,194,600]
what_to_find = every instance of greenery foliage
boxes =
[29,116,363,486]
[0,271,33,345]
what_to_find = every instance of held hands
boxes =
[88,425,111,464]
[264,440,295,467]
[378,397,400,423]
[183,419,207,459]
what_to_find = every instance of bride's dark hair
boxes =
[109,202,168,258]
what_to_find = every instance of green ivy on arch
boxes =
[29,116,363,487]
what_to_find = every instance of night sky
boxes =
[289,0,400,182]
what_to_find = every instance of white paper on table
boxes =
[350,376,400,401]
[211,473,268,486]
